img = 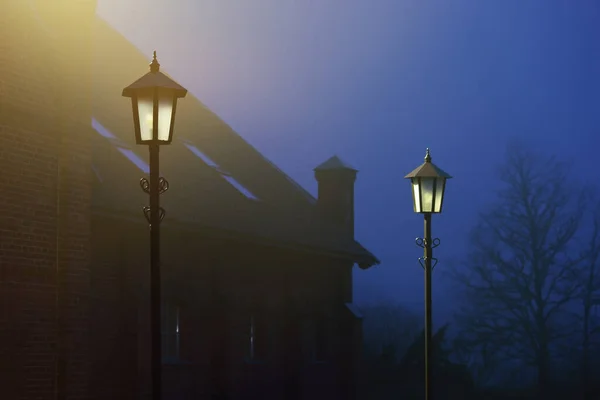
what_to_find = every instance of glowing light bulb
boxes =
[144,114,154,138]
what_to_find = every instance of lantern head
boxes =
[404,148,452,213]
[122,51,188,145]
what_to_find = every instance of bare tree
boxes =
[358,303,422,399]
[576,201,600,399]
[360,302,421,363]
[451,142,585,395]
[451,333,499,388]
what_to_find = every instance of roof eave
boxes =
[91,206,380,267]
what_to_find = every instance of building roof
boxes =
[90,17,379,268]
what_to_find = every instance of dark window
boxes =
[314,316,327,362]
[248,313,269,361]
[161,302,180,361]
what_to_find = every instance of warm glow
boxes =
[434,179,445,213]
[158,94,173,142]
[412,177,445,213]
[420,178,435,213]
[136,92,175,143]
[137,96,154,142]
[412,180,421,213]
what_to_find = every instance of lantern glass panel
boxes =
[136,91,176,143]
[434,178,446,213]
[412,178,421,213]
[137,94,154,142]
[420,177,435,213]
[158,93,174,142]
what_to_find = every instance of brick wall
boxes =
[86,212,361,400]
[90,214,146,400]
[0,1,96,399]
[1,3,361,399]
[202,245,358,400]
[89,218,225,400]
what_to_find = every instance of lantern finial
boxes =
[424,148,431,163]
[150,51,160,73]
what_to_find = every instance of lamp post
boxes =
[404,148,451,400]
[122,51,188,400]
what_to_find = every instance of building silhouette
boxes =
[0,2,379,399]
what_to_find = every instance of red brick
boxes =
[0,1,95,399]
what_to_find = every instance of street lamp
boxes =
[122,51,188,400]
[404,148,451,400]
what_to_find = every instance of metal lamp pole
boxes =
[405,148,451,400]
[140,126,170,400]
[417,213,438,400]
[145,142,166,400]
[123,51,187,400]
[424,213,432,400]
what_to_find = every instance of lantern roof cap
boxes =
[404,148,452,179]
[122,51,188,98]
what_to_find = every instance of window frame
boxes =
[245,311,269,364]
[312,314,328,364]
[161,301,181,363]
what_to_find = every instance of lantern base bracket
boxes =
[143,206,166,224]
[140,177,170,194]
[418,256,439,271]
[415,237,440,249]
[416,237,441,271]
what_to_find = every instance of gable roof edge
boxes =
[91,207,379,267]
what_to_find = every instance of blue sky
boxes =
[97,0,600,323]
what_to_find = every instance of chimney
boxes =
[314,155,358,239]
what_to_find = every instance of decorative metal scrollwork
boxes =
[140,178,150,194]
[415,237,441,249]
[416,237,441,271]
[418,256,439,271]
[139,177,170,194]
[142,206,166,224]
[158,177,169,194]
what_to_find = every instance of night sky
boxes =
[97,0,600,324]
